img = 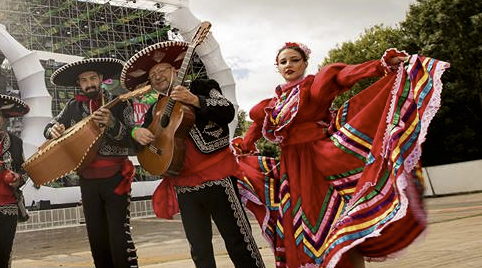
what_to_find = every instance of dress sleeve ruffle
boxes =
[234,98,273,153]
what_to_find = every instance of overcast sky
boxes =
[189,0,416,112]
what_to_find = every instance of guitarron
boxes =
[23,85,152,185]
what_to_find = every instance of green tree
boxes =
[322,25,405,108]
[400,0,482,165]
[321,0,482,166]
[235,109,281,160]
[234,110,250,137]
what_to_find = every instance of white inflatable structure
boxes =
[0,24,52,159]
[169,6,239,133]
[0,0,238,206]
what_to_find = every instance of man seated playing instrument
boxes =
[122,41,265,268]
[44,58,138,268]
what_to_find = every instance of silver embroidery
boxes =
[53,102,69,122]
[189,124,229,153]
[175,178,265,267]
[202,121,223,138]
[108,104,135,141]
[0,204,18,216]
[4,134,10,152]
[175,179,228,194]
[1,134,15,171]
[123,192,138,267]
[81,101,90,116]
[224,178,265,268]
[206,89,230,107]
[98,141,129,155]
[3,151,13,170]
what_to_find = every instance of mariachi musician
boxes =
[0,94,29,267]
[44,58,138,268]
[121,41,265,268]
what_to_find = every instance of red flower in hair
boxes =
[284,42,299,47]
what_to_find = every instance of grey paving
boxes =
[11,193,482,268]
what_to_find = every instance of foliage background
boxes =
[235,0,482,166]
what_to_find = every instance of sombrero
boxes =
[120,41,189,91]
[51,58,125,87]
[0,94,29,117]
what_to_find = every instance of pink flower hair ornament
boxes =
[276,42,312,64]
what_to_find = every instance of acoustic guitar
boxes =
[22,85,152,185]
[136,22,211,176]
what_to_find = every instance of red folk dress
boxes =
[234,49,450,268]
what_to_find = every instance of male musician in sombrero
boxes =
[44,58,138,268]
[0,94,30,267]
[122,41,265,268]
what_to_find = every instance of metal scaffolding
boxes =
[1,0,171,60]
[0,0,207,118]
[0,0,207,185]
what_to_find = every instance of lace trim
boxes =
[327,56,449,268]
[380,48,409,75]
[404,57,450,173]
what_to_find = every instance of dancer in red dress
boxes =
[232,43,450,268]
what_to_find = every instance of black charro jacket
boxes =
[142,79,235,154]
[43,91,135,156]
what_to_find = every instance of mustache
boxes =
[84,86,100,99]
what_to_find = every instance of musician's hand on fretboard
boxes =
[49,123,65,139]
[170,85,200,108]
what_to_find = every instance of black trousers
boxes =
[80,173,138,268]
[0,210,17,268]
[176,177,265,268]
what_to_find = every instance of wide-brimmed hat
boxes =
[120,41,189,91]
[0,94,29,117]
[51,58,125,87]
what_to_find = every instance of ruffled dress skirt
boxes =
[236,55,450,268]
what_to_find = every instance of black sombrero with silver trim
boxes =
[0,94,29,117]
[120,41,189,91]
[50,58,125,87]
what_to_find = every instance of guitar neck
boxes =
[102,96,121,110]
[170,44,196,91]
[99,84,152,111]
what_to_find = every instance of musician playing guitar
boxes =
[122,40,265,268]
[44,58,138,268]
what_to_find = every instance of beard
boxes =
[83,86,101,99]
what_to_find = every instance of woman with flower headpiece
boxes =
[0,94,30,267]
[232,43,450,267]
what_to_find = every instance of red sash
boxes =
[80,156,135,195]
